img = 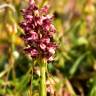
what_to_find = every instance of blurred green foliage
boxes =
[0,0,96,96]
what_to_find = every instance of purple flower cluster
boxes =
[19,0,57,61]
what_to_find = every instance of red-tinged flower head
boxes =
[19,0,57,61]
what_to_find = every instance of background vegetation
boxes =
[0,0,96,96]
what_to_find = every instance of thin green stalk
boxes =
[40,59,46,96]
[30,63,33,96]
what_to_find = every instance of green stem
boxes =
[40,59,46,96]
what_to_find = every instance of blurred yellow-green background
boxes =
[0,0,96,96]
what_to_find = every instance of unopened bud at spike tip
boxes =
[29,0,34,5]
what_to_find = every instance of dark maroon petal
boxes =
[48,42,57,47]
[43,17,51,25]
[33,16,41,26]
[24,47,32,53]
[34,16,42,26]
[42,16,54,32]
[19,22,27,28]
[29,2,38,11]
